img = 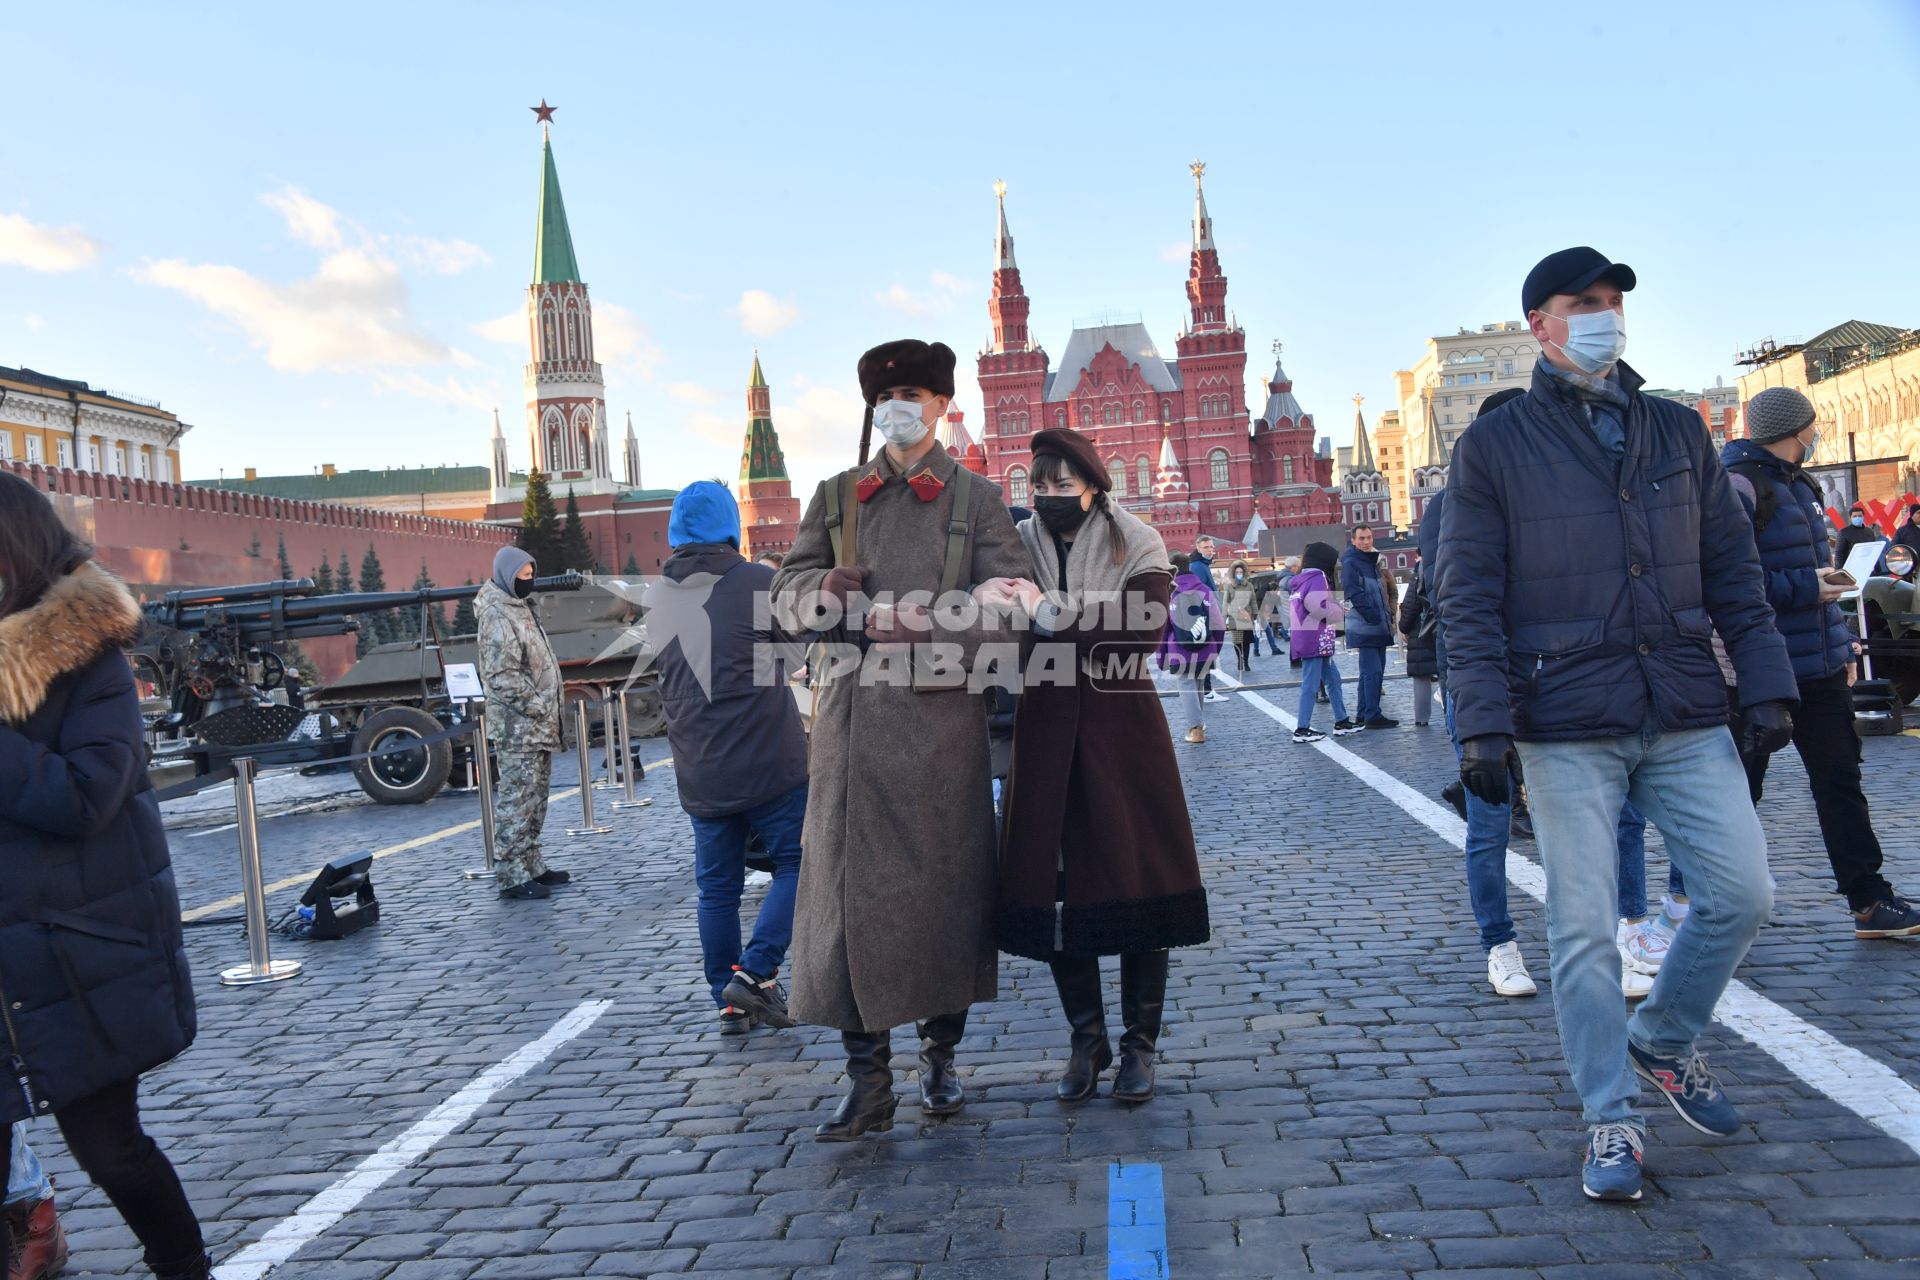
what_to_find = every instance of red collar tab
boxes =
[907,471,946,502]
[855,470,886,504]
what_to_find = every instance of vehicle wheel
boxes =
[624,686,666,738]
[350,706,451,804]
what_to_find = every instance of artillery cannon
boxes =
[132,573,588,804]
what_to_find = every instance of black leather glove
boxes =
[1460,734,1516,806]
[1737,700,1795,758]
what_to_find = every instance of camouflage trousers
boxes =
[493,748,554,889]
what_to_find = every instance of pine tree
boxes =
[244,530,263,559]
[622,553,641,576]
[313,552,335,594]
[559,486,594,573]
[337,551,354,594]
[276,533,294,581]
[395,561,437,641]
[452,579,479,637]
[519,467,562,574]
[356,545,388,655]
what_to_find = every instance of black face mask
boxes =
[512,577,535,599]
[1034,495,1091,534]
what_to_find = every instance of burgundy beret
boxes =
[1027,427,1110,492]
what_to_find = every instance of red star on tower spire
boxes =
[530,99,556,124]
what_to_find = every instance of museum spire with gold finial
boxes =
[517,99,612,492]
[736,351,801,558]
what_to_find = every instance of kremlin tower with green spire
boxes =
[736,351,800,558]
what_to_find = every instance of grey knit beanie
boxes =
[1747,387,1817,444]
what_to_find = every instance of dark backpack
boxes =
[1726,461,1779,535]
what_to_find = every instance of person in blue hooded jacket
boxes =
[1721,388,1920,939]
[1339,524,1397,728]
[1435,247,1798,1204]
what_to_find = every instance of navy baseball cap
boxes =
[1521,247,1636,317]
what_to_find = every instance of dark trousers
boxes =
[1742,671,1894,911]
[1231,631,1253,669]
[53,1077,205,1275]
[690,782,808,1006]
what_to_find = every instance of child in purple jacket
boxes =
[1289,542,1362,742]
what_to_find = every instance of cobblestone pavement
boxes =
[34,659,1920,1277]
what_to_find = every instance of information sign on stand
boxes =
[445,662,484,702]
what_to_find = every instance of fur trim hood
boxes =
[0,562,143,723]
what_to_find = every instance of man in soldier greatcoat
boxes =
[475,546,570,901]
[772,339,1036,1140]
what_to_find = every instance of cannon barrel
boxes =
[153,578,318,611]
[152,571,584,636]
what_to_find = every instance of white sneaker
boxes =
[1618,918,1670,975]
[744,870,773,889]
[1203,691,1229,704]
[1487,942,1538,997]
[1621,956,1654,1001]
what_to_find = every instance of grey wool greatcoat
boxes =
[772,445,1031,1032]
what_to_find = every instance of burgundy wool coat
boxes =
[996,567,1210,958]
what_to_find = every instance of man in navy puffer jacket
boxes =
[1436,247,1798,1203]
[1722,388,1920,939]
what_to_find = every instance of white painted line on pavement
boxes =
[213,998,614,1280]
[1213,668,1920,1157]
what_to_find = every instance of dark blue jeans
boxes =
[1355,646,1387,721]
[690,782,806,1008]
[1446,692,1515,950]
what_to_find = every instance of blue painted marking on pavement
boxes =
[1108,1161,1169,1279]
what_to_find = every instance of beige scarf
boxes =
[1016,499,1172,603]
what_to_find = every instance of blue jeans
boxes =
[1517,727,1772,1127]
[690,782,807,1008]
[1446,693,1515,950]
[6,1124,50,1205]
[1616,802,1648,918]
[1296,656,1348,729]
[1354,646,1386,721]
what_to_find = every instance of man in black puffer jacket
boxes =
[1436,247,1798,1204]
[1722,388,1920,939]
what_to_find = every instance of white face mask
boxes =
[1546,309,1628,374]
[872,398,930,448]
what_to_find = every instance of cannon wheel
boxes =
[351,706,451,805]
[625,686,666,739]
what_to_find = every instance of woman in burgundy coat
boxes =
[987,429,1210,1104]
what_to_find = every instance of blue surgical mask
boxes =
[1546,309,1628,374]
[1852,513,1866,527]
[872,398,930,448]
[1803,429,1820,462]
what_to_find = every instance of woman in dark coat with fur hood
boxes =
[0,473,208,1279]
[991,430,1210,1106]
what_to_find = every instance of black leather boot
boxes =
[153,1253,214,1280]
[814,1030,896,1141]
[1050,955,1112,1103]
[915,1010,968,1116]
[1113,950,1169,1103]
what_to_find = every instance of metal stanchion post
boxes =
[218,757,303,987]
[610,691,651,811]
[565,699,612,836]
[463,706,499,880]
[594,693,620,790]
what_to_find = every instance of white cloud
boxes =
[136,251,451,372]
[23,313,43,331]
[261,188,346,250]
[735,289,798,336]
[371,371,497,411]
[0,212,106,272]
[392,235,491,276]
[875,270,973,317]
[595,302,662,378]
[669,382,724,404]
[472,310,525,344]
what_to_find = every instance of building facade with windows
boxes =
[976,171,1340,541]
[1735,321,1920,519]
[1384,322,1541,530]
[0,365,187,482]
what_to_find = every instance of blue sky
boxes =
[3,2,1917,498]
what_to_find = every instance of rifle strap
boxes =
[939,465,973,597]
[823,472,860,568]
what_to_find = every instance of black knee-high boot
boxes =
[1113,950,1169,1103]
[916,1010,968,1116]
[1049,955,1111,1103]
[814,1030,896,1141]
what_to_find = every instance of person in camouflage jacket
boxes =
[475,547,568,899]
